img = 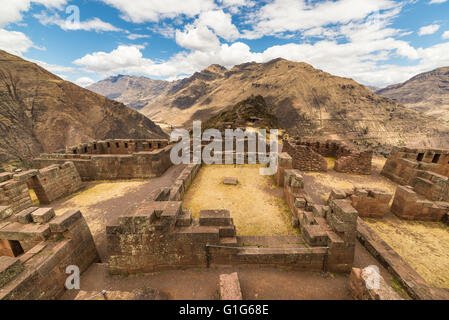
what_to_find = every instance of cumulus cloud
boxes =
[195,10,240,41]
[0,0,67,27]
[241,0,399,39]
[418,24,440,36]
[73,45,153,74]
[429,0,447,4]
[175,25,221,51]
[70,0,449,88]
[0,29,34,55]
[100,0,216,23]
[34,11,122,32]
[443,31,449,39]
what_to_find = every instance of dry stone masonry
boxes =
[382,146,449,221]
[282,138,372,174]
[33,139,173,181]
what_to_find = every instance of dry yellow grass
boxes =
[183,164,297,236]
[54,180,146,236]
[324,157,336,170]
[364,216,449,288]
[28,188,40,206]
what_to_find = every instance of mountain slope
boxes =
[91,59,449,151]
[203,95,279,130]
[87,75,176,110]
[376,67,449,122]
[0,50,167,163]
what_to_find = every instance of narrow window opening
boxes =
[432,154,441,164]
[417,153,424,162]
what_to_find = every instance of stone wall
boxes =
[0,174,33,215]
[106,163,351,274]
[333,188,393,219]
[391,186,449,221]
[0,162,82,211]
[33,145,173,181]
[281,168,358,273]
[68,139,169,155]
[0,209,99,300]
[282,138,372,174]
[382,147,449,221]
[25,162,82,204]
[381,146,449,186]
[282,139,328,172]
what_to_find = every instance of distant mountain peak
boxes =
[376,66,449,122]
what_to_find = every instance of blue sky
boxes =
[1,0,449,87]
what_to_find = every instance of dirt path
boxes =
[60,241,406,300]
[61,263,351,300]
[51,164,187,261]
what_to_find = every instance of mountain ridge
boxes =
[376,67,449,122]
[0,50,167,163]
[89,59,449,152]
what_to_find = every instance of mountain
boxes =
[87,75,176,110]
[365,86,381,92]
[0,50,167,163]
[203,95,279,130]
[376,67,449,122]
[91,59,449,152]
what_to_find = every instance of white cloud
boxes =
[0,29,34,55]
[242,0,399,39]
[418,24,440,36]
[175,25,221,51]
[429,0,447,4]
[100,0,216,23]
[34,11,122,32]
[126,33,150,40]
[195,10,240,41]
[0,0,67,27]
[151,24,176,38]
[74,77,95,87]
[443,31,449,39]
[73,45,153,74]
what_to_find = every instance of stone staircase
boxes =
[199,210,237,246]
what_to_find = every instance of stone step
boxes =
[301,211,316,226]
[16,207,39,224]
[219,225,236,238]
[31,208,55,224]
[176,210,192,227]
[199,210,232,226]
[302,225,329,247]
[0,222,50,241]
[219,237,238,246]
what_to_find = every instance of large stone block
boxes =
[0,256,24,288]
[31,208,55,224]
[219,272,243,300]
